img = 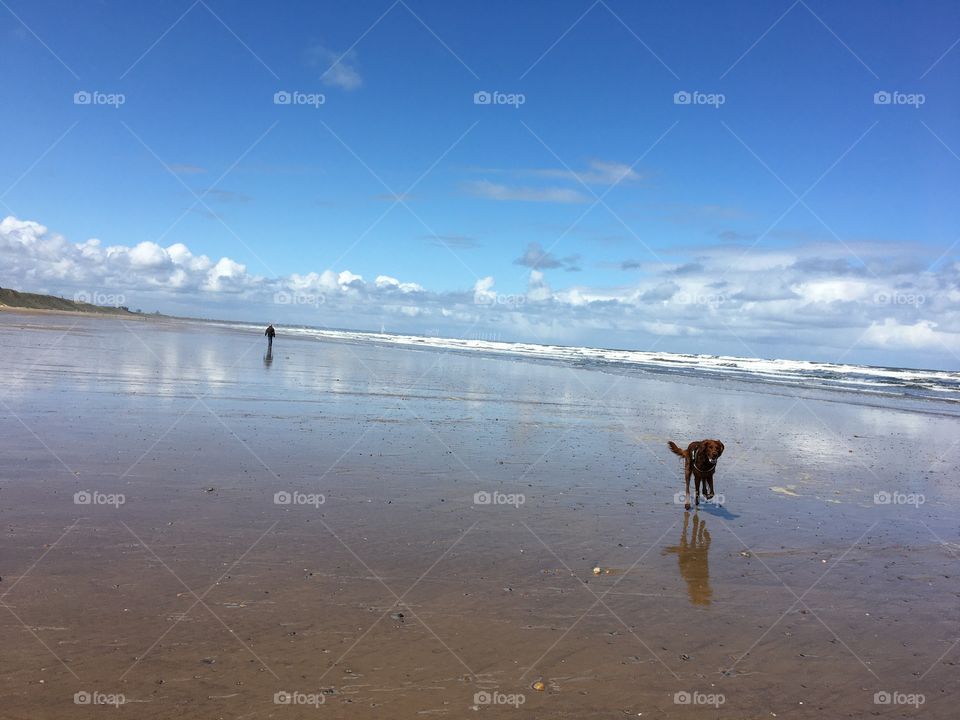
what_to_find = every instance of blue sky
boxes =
[2,0,959,368]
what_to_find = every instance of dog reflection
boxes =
[662,511,712,606]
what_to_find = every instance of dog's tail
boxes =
[667,440,687,458]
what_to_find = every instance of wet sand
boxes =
[1,313,957,718]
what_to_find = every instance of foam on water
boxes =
[213,321,960,410]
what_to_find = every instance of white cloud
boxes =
[337,270,364,288]
[203,257,247,292]
[531,159,642,185]
[128,241,170,269]
[375,275,425,293]
[463,180,590,204]
[526,270,551,302]
[309,45,362,91]
[166,242,212,271]
[862,319,956,351]
[792,279,872,303]
[581,160,640,184]
[288,271,339,293]
[473,276,496,304]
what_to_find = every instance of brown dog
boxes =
[668,439,725,510]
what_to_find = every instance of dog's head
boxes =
[701,439,724,465]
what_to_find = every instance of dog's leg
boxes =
[694,476,702,506]
[683,464,692,511]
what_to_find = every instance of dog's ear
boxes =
[716,440,725,456]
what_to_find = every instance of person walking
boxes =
[265,323,276,349]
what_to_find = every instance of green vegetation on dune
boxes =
[0,287,137,315]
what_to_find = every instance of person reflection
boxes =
[662,511,712,606]
[263,348,273,368]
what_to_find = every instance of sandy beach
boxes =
[1,312,957,718]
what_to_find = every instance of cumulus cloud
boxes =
[472,276,496,305]
[337,270,364,288]
[205,257,248,292]
[0,215,474,324]
[128,241,170,269]
[862,319,957,351]
[0,216,245,294]
[375,275,425,293]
